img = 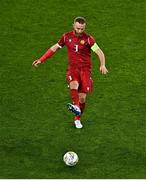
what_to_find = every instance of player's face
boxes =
[73,22,86,36]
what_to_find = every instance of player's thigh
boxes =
[79,93,86,103]
[66,68,80,89]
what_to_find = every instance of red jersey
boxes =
[57,31,96,69]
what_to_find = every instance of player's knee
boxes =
[79,94,86,103]
[79,97,86,103]
[69,81,79,89]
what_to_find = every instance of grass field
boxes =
[0,0,146,178]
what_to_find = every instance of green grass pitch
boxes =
[0,0,146,178]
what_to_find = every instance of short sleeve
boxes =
[88,35,96,47]
[57,34,66,48]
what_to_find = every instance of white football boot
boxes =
[74,120,83,129]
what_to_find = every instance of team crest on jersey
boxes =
[80,40,85,45]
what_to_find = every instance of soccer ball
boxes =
[63,151,79,166]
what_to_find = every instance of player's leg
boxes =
[67,80,81,116]
[74,93,86,120]
[69,81,80,107]
[74,93,86,128]
[75,68,93,125]
[79,93,86,114]
[66,68,83,128]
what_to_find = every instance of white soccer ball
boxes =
[63,151,79,166]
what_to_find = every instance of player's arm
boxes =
[32,43,60,67]
[91,43,108,74]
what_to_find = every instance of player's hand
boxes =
[100,65,108,74]
[32,59,41,67]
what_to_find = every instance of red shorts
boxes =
[66,67,93,93]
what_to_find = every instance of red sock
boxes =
[70,89,79,106]
[74,115,81,121]
[80,102,86,114]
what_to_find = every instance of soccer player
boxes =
[32,17,108,129]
